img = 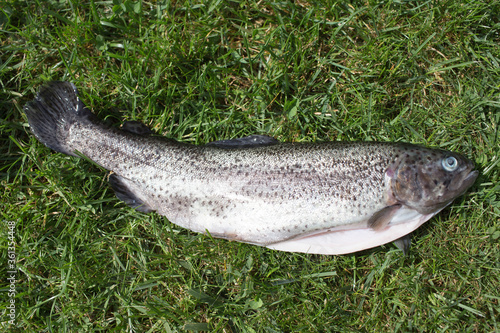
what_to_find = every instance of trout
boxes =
[24,81,478,255]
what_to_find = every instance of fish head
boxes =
[388,146,478,215]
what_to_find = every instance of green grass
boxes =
[1,0,499,331]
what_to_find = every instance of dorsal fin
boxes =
[206,135,279,149]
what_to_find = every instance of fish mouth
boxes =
[418,168,478,215]
[449,168,478,194]
[462,170,479,190]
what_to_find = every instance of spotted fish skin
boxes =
[24,82,478,254]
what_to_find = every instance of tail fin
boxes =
[24,81,95,156]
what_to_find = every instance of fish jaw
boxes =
[266,206,436,255]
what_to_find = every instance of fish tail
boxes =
[24,81,96,156]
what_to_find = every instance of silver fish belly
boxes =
[24,81,478,255]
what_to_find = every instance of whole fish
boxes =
[24,81,478,255]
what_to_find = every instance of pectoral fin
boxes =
[368,204,402,231]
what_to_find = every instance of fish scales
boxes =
[71,121,394,241]
[24,81,478,254]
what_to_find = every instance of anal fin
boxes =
[109,174,154,213]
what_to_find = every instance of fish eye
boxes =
[442,156,458,172]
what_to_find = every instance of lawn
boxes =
[1,0,499,331]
